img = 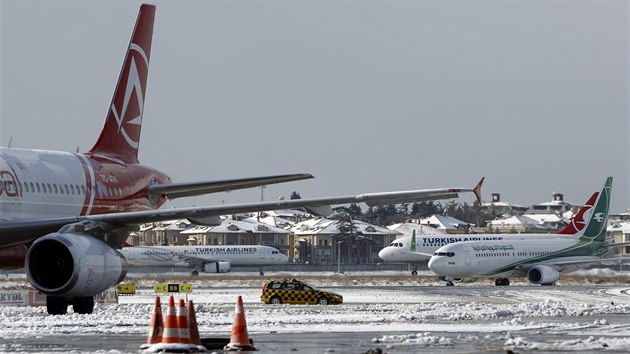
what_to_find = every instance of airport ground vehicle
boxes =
[260,279,343,305]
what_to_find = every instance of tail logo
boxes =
[110,43,149,150]
[593,213,605,223]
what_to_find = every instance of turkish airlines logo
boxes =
[110,43,149,150]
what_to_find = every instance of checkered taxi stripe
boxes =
[262,288,325,304]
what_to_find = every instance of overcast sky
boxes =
[1,1,628,214]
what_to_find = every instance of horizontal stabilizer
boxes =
[149,173,313,200]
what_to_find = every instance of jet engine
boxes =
[25,233,127,297]
[527,265,559,285]
[202,261,230,273]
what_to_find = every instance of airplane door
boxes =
[465,249,471,265]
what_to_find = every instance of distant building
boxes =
[413,215,471,233]
[606,221,630,258]
[488,214,563,233]
[529,192,577,214]
[290,218,401,264]
[481,193,528,215]
[387,222,444,236]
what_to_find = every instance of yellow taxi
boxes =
[260,278,343,305]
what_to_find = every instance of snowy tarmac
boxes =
[0,271,629,353]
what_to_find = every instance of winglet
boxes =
[473,177,484,205]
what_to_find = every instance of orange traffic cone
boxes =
[139,296,164,350]
[187,300,201,346]
[147,296,164,344]
[177,299,190,344]
[224,296,256,351]
[161,295,180,344]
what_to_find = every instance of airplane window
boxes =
[447,252,455,257]
[54,184,58,194]
[30,182,34,192]
[24,182,29,193]
[65,185,69,194]
[70,185,75,194]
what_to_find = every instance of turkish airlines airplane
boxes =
[378,191,597,275]
[0,4,482,315]
[120,245,289,275]
[429,177,627,286]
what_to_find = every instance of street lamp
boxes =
[337,240,342,274]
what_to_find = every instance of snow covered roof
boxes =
[181,218,288,234]
[387,222,444,236]
[243,215,296,229]
[291,218,400,236]
[417,215,471,230]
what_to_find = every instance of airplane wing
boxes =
[516,256,628,271]
[0,178,484,248]
[171,253,212,268]
[148,173,314,200]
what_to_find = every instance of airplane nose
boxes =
[428,256,442,274]
[378,248,390,260]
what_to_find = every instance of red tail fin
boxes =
[556,192,598,235]
[88,4,156,163]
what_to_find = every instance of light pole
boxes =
[337,240,342,274]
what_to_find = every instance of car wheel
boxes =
[270,296,282,305]
[316,297,329,305]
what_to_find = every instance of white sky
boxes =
[1,1,628,213]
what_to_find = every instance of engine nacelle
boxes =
[202,261,231,273]
[527,265,559,285]
[25,233,127,297]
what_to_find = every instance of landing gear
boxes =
[495,278,510,286]
[72,296,95,314]
[46,296,68,315]
[440,276,456,286]
[46,296,95,315]
[191,270,199,276]
[259,267,264,276]
[410,264,418,276]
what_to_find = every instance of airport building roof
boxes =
[387,222,445,236]
[291,218,400,236]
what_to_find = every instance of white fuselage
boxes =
[0,147,168,224]
[1,148,92,220]
[377,233,569,263]
[120,245,289,267]
[428,238,601,278]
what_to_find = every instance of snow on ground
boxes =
[0,271,629,352]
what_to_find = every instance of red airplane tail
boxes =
[88,4,155,164]
[556,191,598,235]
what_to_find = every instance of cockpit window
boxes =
[433,251,455,257]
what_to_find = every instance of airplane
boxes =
[0,4,483,315]
[120,244,289,276]
[428,177,627,286]
[379,191,597,275]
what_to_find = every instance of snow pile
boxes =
[505,335,630,351]
[372,332,452,347]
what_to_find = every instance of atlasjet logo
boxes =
[593,213,605,223]
[110,43,149,150]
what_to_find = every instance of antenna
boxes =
[8,137,13,148]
